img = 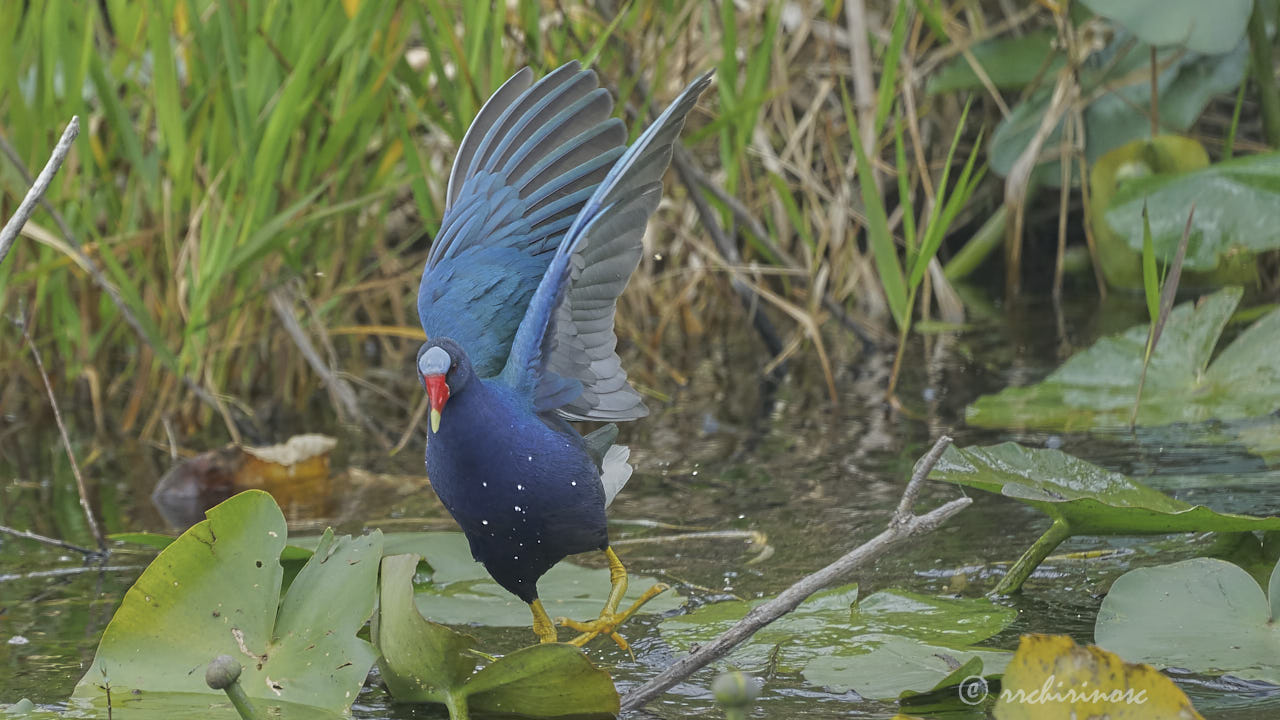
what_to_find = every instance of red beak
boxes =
[424,374,449,432]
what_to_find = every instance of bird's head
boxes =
[416,337,472,433]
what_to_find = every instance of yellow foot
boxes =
[556,582,669,654]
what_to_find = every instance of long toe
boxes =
[556,582,670,652]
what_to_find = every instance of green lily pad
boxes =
[73,490,381,715]
[990,34,1245,187]
[331,532,684,627]
[802,635,1010,700]
[1080,0,1251,54]
[1101,151,1280,281]
[1086,135,1255,289]
[373,553,618,719]
[118,530,685,628]
[1096,555,1280,683]
[968,287,1280,431]
[927,443,1280,593]
[659,584,1014,675]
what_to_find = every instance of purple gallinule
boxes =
[416,62,710,648]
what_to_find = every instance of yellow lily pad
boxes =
[994,634,1204,719]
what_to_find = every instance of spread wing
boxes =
[500,71,713,415]
[417,61,627,377]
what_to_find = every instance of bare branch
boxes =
[0,117,79,268]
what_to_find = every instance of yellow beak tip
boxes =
[430,408,441,433]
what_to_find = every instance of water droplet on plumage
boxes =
[517,484,524,490]
[482,520,489,525]
[514,505,521,511]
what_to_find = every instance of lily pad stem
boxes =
[443,692,470,720]
[992,518,1072,595]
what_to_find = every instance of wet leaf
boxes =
[927,443,1280,535]
[1080,0,1250,54]
[73,490,381,715]
[113,530,684,628]
[1103,151,1280,278]
[311,532,684,627]
[928,442,1280,593]
[1089,136,1211,288]
[374,554,618,719]
[1096,555,1280,684]
[803,635,1010,700]
[967,288,1280,430]
[995,634,1204,719]
[660,585,1014,675]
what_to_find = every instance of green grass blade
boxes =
[842,85,907,327]
[1141,203,1160,323]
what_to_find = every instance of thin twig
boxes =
[0,524,98,557]
[893,434,953,523]
[620,436,967,712]
[0,117,79,268]
[18,321,108,553]
[0,565,144,583]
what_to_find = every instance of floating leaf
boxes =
[660,584,1014,682]
[1102,151,1280,280]
[996,634,1204,719]
[803,635,1010,700]
[373,554,618,719]
[73,490,381,716]
[928,443,1280,593]
[116,530,685,628]
[968,287,1280,431]
[1080,0,1251,54]
[1096,555,1280,684]
[319,532,683,628]
[1089,136,1215,288]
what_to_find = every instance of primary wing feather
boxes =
[418,61,627,376]
[501,71,713,410]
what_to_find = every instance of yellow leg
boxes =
[555,547,669,654]
[530,599,558,644]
